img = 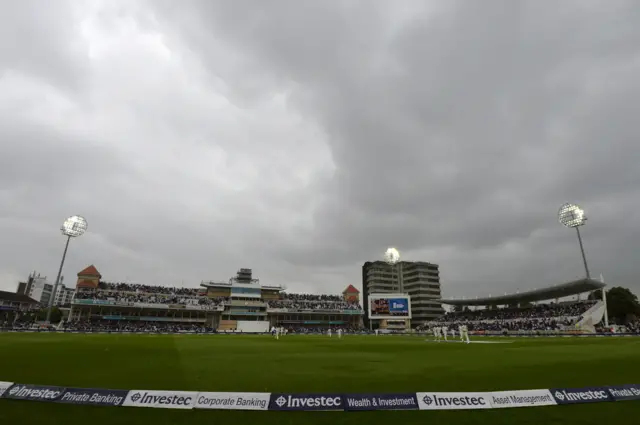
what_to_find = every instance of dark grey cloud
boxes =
[1,0,639,300]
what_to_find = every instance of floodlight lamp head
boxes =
[61,215,87,238]
[558,203,586,228]
[383,247,400,265]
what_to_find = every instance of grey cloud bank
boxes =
[1,0,639,299]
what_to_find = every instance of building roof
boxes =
[342,285,360,294]
[77,279,99,289]
[77,265,101,278]
[0,290,39,304]
[438,278,605,306]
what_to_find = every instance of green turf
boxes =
[0,333,639,424]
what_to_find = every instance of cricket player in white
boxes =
[337,328,342,339]
[433,326,442,342]
[375,329,379,336]
[442,326,448,341]
[328,328,332,338]
[459,324,470,344]
[451,328,456,339]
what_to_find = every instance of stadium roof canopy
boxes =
[0,290,39,305]
[438,278,605,306]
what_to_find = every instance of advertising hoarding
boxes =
[368,294,411,319]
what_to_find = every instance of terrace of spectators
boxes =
[99,282,202,296]
[425,300,596,332]
[61,319,215,333]
[267,292,362,311]
[66,267,365,332]
[74,285,363,312]
[430,277,607,333]
[74,290,225,308]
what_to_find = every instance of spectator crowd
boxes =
[280,293,343,302]
[268,293,362,311]
[100,282,201,296]
[74,290,362,312]
[442,301,595,322]
[426,301,597,332]
[72,287,362,312]
[74,290,226,308]
[60,320,215,333]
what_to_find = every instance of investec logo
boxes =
[553,389,609,404]
[418,392,490,410]
[7,384,64,401]
[273,394,343,410]
[124,390,196,409]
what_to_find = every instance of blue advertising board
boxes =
[268,393,343,411]
[607,384,640,401]
[550,387,612,405]
[388,298,409,314]
[343,393,418,411]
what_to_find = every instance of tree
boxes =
[588,291,603,301]
[605,287,640,324]
[36,307,62,323]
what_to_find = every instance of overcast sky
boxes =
[1,0,639,298]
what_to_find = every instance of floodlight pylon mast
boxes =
[575,226,591,280]
[600,274,609,328]
[45,235,71,324]
[45,216,87,325]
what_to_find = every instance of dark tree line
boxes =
[589,287,640,324]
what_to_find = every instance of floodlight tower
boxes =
[383,247,401,292]
[558,203,590,279]
[45,216,87,324]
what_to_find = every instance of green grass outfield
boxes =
[0,333,639,424]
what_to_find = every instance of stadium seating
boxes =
[73,288,363,312]
[100,282,201,296]
[267,293,362,311]
[74,289,226,308]
[426,301,596,332]
[64,284,364,333]
[60,320,215,333]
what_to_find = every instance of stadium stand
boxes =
[425,301,596,332]
[0,290,39,311]
[442,300,595,321]
[64,266,364,333]
[0,291,41,330]
[430,278,608,334]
